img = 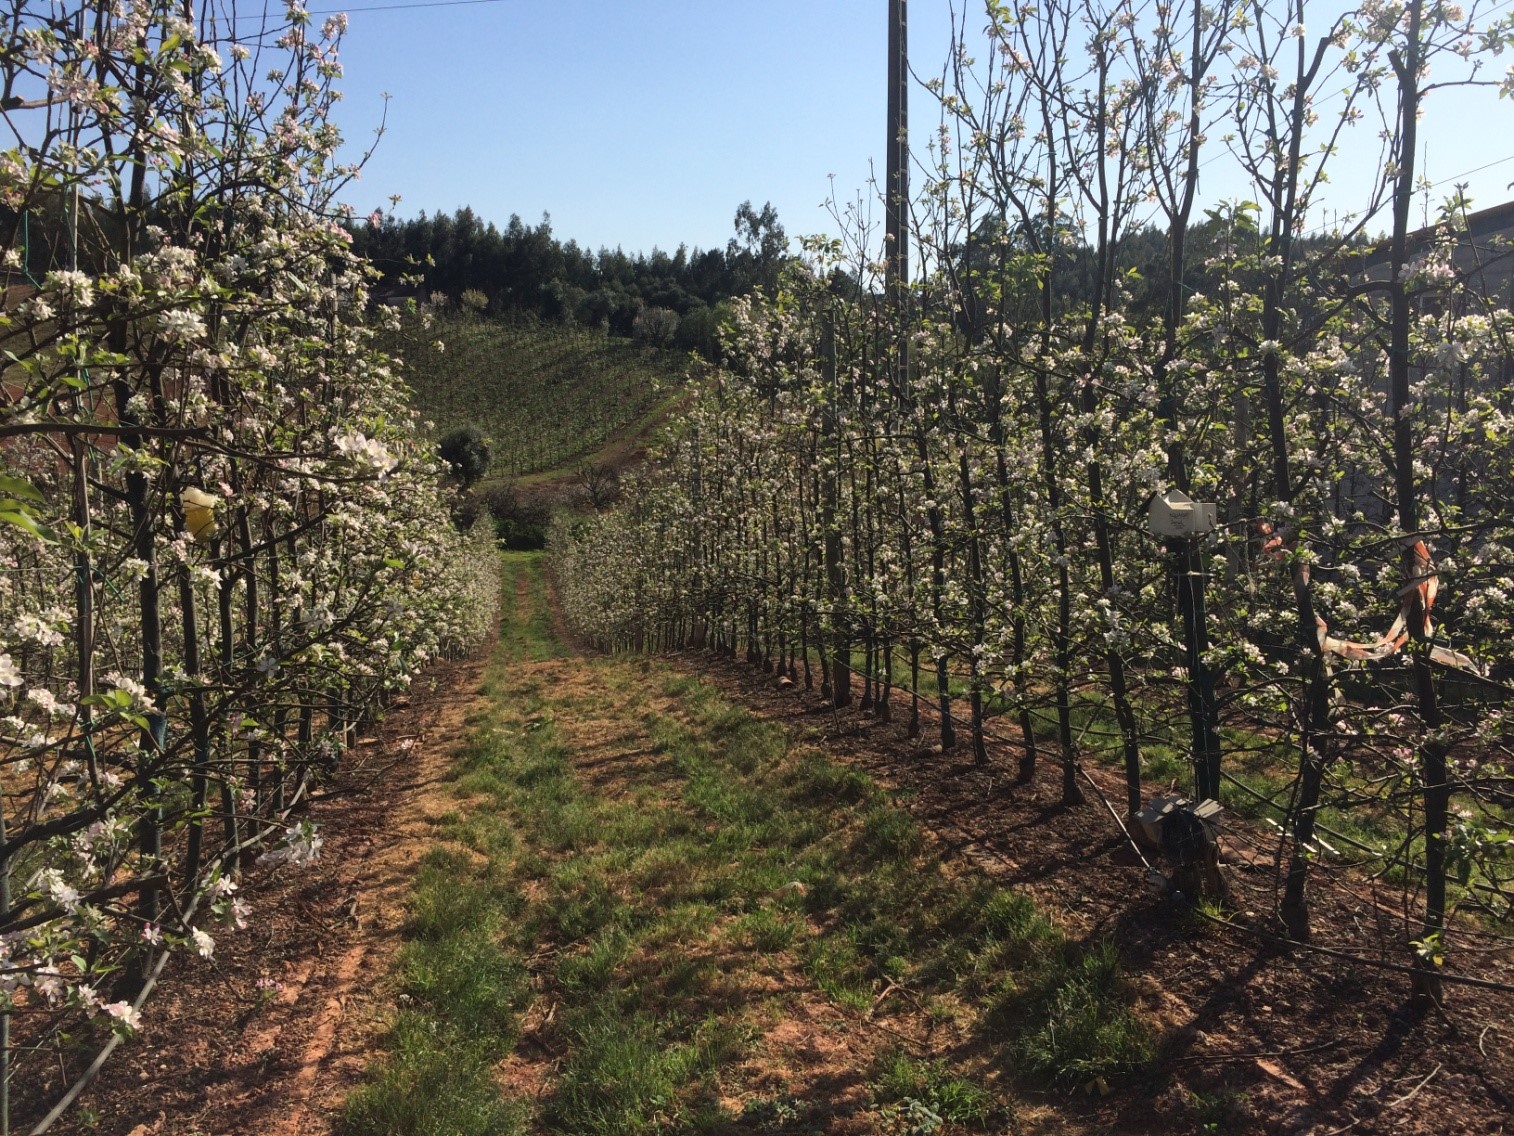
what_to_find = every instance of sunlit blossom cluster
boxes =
[556,0,1514,991]
[0,0,499,1120]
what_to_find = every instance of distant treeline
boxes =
[5,194,1369,357]
[346,200,791,358]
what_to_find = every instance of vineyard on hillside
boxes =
[552,0,1514,1003]
[0,1,497,1129]
[385,311,692,478]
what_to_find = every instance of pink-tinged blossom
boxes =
[34,969,65,1004]
[103,1001,142,1031]
[27,687,70,718]
[261,824,323,868]
[15,613,65,647]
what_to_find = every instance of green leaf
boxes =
[0,474,44,503]
[0,508,52,542]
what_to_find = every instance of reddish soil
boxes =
[27,617,1512,1135]
[682,652,1514,1136]
[28,640,496,1136]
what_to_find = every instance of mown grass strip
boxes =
[342,837,529,1135]
[347,567,1155,1134]
[499,551,561,663]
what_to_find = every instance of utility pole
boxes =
[821,316,850,707]
[887,0,957,749]
[886,0,909,337]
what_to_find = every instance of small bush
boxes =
[437,425,491,487]
[481,482,552,550]
[632,305,679,346]
[875,1054,995,1126]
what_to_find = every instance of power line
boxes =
[1298,151,1514,238]
[307,0,511,13]
[1429,152,1514,190]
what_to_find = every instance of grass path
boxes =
[344,554,1150,1135]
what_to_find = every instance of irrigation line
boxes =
[1211,818,1435,940]
[1186,903,1514,996]
[731,647,1514,991]
[1221,769,1386,858]
[775,650,1161,879]
[1053,731,1514,992]
[815,650,1506,904]
[1077,762,1159,876]
[1026,728,1514,987]
[1220,768,1514,913]
[1170,1038,1345,1065]
[24,768,316,1134]
[811,650,1038,756]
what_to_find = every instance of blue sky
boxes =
[322,0,1514,259]
[326,0,952,256]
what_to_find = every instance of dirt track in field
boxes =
[38,558,1514,1136]
[36,639,496,1136]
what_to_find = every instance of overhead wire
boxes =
[735,642,1514,965]
[309,0,511,13]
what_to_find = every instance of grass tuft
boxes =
[875,1053,996,1126]
[342,1012,524,1136]
[1002,940,1155,1091]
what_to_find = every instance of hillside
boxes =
[386,312,693,478]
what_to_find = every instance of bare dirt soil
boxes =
[684,652,1514,1136]
[41,598,1513,1136]
[37,639,496,1136]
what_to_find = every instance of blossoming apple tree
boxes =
[553,0,1514,1000]
[0,0,498,1125]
